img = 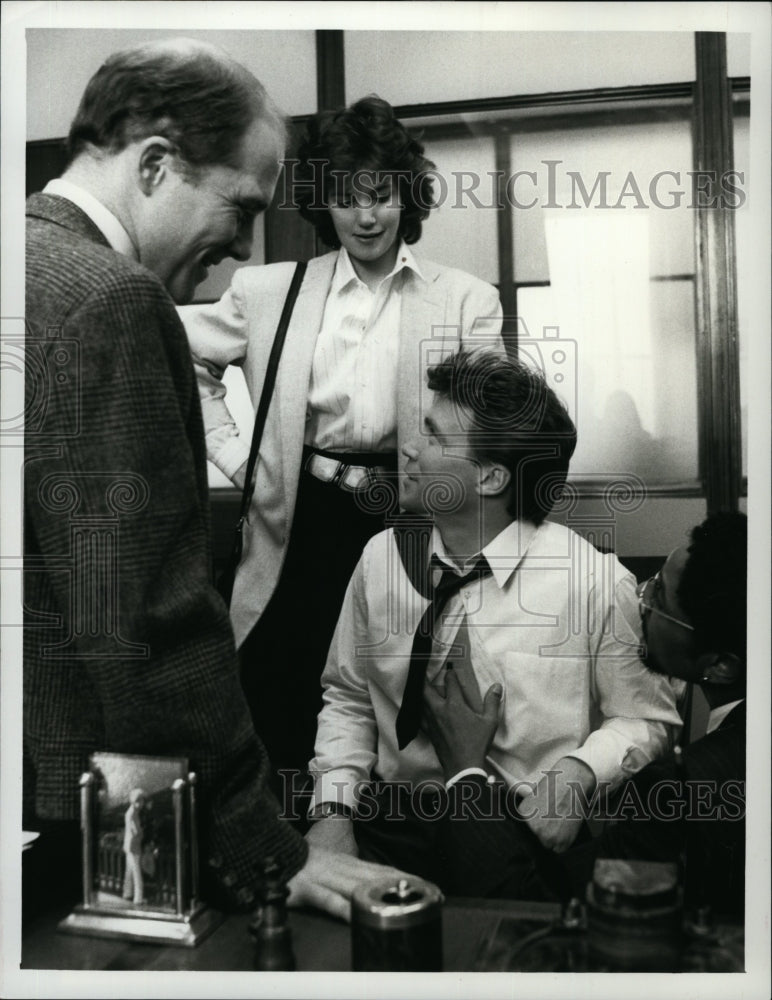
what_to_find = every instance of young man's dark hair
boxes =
[678,511,748,664]
[426,349,577,525]
[293,95,436,247]
[67,38,285,173]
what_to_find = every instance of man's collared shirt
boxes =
[43,178,137,260]
[310,519,683,811]
[305,242,424,454]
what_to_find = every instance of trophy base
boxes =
[57,901,224,947]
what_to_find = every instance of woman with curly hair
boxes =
[182,96,503,794]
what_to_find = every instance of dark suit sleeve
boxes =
[438,776,565,901]
[24,267,306,907]
[434,727,744,912]
[437,758,731,906]
[585,725,745,914]
[593,757,687,863]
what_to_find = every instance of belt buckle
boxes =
[306,452,388,492]
[305,452,337,484]
[340,465,370,491]
[330,461,347,488]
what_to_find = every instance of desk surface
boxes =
[22,898,562,973]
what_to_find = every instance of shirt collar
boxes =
[431,519,539,589]
[393,241,425,281]
[332,240,424,294]
[44,178,138,260]
[706,698,744,735]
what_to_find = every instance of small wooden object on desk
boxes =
[249,859,296,971]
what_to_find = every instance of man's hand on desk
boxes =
[286,846,410,923]
[304,814,357,856]
[518,756,596,853]
[423,672,503,782]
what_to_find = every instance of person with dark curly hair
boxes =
[290,95,438,253]
[563,511,748,916]
[182,96,503,794]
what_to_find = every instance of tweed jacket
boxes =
[24,193,306,908]
[181,251,503,646]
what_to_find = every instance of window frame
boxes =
[384,70,749,505]
[26,34,747,509]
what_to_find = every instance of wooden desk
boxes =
[22,898,561,972]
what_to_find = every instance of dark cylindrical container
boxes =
[586,859,683,972]
[351,877,443,971]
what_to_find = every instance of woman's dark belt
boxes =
[302,445,398,492]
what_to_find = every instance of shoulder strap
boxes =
[241,261,306,514]
[391,514,435,599]
[231,261,306,559]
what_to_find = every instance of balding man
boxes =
[24,38,403,920]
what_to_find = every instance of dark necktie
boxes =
[395,555,491,750]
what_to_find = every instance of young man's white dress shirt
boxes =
[310,518,683,811]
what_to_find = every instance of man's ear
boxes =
[696,651,743,686]
[137,137,176,195]
[479,462,511,499]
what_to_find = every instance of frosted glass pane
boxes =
[511,119,694,283]
[415,136,499,284]
[517,275,698,484]
[647,279,699,482]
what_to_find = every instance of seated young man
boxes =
[304,349,682,894]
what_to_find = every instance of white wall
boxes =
[344,30,699,107]
[27,28,752,144]
[727,32,752,77]
[26,28,316,141]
